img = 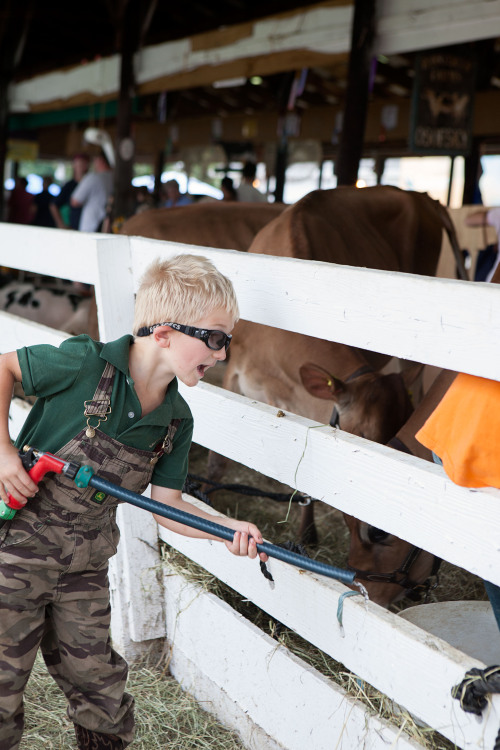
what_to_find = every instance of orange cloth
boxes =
[416,372,500,488]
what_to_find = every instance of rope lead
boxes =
[452,665,500,750]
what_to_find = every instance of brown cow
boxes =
[206,186,465,566]
[120,201,286,250]
[248,362,454,606]
[346,262,500,606]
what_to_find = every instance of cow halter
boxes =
[347,435,442,601]
[328,364,373,428]
[347,547,442,601]
[332,390,442,600]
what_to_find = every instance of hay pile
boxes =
[22,651,245,749]
[160,543,464,750]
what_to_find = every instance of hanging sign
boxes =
[410,49,476,155]
[7,139,39,161]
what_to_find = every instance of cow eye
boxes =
[367,526,390,544]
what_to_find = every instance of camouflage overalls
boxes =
[0,363,178,749]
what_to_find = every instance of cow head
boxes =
[343,515,438,607]
[299,362,414,444]
[298,361,437,607]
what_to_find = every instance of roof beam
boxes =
[9,0,500,113]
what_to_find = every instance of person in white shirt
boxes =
[236,161,267,203]
[71,151,114,232]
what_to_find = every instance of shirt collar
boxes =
[100,334,134,374]
[140,378,192,425]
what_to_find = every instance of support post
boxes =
[274,135,288,203]
[114,0,157,221]
[0,1,34,219]
[335,0,377,186]
[154,148,164,206]
[462,137,483,205]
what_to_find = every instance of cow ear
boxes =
[299,362,345,400]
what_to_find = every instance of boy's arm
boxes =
[0,352,39,506]
[150,484,268,561]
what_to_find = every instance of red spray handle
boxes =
[6,450,77,510]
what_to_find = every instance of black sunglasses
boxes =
[136,322,232,351]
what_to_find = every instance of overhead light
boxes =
[213,77,246,88]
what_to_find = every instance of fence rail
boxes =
[1,223,499,750]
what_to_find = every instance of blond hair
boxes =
[133,254,239,335]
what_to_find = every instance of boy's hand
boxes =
[224,520,268,562]
[0,444,38,508]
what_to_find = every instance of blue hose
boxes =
[87,474,356,585]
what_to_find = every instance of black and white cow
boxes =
[0,282,98,338]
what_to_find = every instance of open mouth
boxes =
[197,364,208,377]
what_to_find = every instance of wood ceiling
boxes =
[4,1,500,156]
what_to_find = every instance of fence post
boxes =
[93,235,135,341]
[93,236,166,657]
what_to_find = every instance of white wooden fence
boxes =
[1,222,499,750]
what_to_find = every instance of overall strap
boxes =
[84,361,115,438]
[150,418,182,464]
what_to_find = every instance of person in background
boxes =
[6,177,35,225]
[236,161,267,203]
[50,153,90,230]
[465,206,500,282]
[32,176,56,228]
[162,179,192,208]
[133,186,154,214]
[221,176,238,201]
[70,150,113,232]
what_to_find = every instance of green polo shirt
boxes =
[16,334,193,490]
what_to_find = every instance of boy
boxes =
[0,254,267,749]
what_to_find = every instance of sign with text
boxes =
[410,50,476,155]
[7,139,39,162]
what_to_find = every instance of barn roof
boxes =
[8,1,500,117]
[4,0,500,165]
[7,0,325,82]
